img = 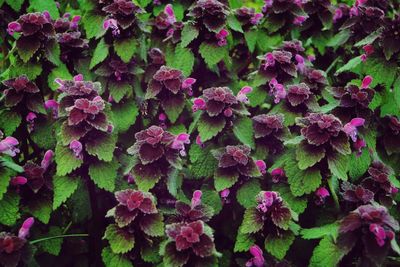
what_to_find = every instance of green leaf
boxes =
[327,29,350,47]
[0,110,21,135]
[139,213,164,237]
[17,37,40,63]
[354,28,383,47]
[247,86,267,107]
[180,24,199,47]
[9,61,42,80]
[234,232,255,252]
[198,114,226,142]
[236,180,260,208]
[48,64,73,91]
[309,236,348,267]
[301,223,339,240]
[29,198,53,224]
[245,30,258,53]
[53,176,79,210]
[199,42,228,68]
[29,0,59,18]
[85,133,117,162]
[335,56,362,74]
[167,168,182,197]
[201,187,222,215]
[214,168,239,192]
[44,39,62,66]
[296,142,325,170]
[5,0,24,11]
[102,246,133,267]
[327,152,349,180]
[133,167,161,192]
[141,242,162,263]
[83,11,107,39]
[189,145,218,178]
[272,184,308,215]
[108,80,132,103]
[161,94,185,123]
[68,180,92,223]
[227,15,243,33]
[349,149,371,180]
[240,208,263,234]
[0,157,23,173]
[167,46,195,77]
[265,232,295,260]
[55,143,83,176]
[104,224,135,254]
[89,159,118,192]
[233,117,255,149]
[362,57,397,89]
[0,192,20,226]
[114,38,137,63]
[37,227,63,256]
[111,99,139,133]
[0,164,13,197]
[31,120,57,149]
[90,39,109,69]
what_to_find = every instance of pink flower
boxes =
[26,112,37,123]
[73,74,83,82]
[293,15,307,25]
[361,75,373,89]
[350,6,358,17]
[220,188,230,198]
[196,135,204,148]
[192,98,206,112]
[0,136,20,157]
[263,52,275,69]
[333,8,343,23]
[126,173,135,184]
[269,79,286,104]
[164,4,176,25]
[71,15,81,29]
[103,19,120,36]
[344,118,365,142]
[158,113,167,121]
[315,187,330,205]
[18,217,34,239]
[223,108,233,117]
[237,86,253,103]
[41,150,54,171]
[250,13,263,25]
[11,176,27,186]
[7,21,21,35]
[369,223,387,247]
[271,167,285,183]
[216,28,229,47]
[182,78,196,96]
[246,245,265,267]
[353,138,366,156]
[191,190,202,208]
[45,99,59,118]
[255,160,267,174]
[69,140,83,159]
[295,54,305,72]
[363,44,374,56]
[360,54,367,62]
[171,133,190,156]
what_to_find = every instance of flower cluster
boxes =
[262,0,308,29]
[339,204,398,264]
[286,83,317,110]
[2,75,44,114]
[0,133,20,157]
[22,150,54,193]
[102,0,143,35]
[235,7,263,28]
[127,126,189,190]
[259,50,297,82]
[188,0,229,33]
[0,218,34,267]
[154,4,183,43]
[252,114,287,154]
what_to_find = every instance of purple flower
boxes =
[7,22,22,35]
[293,15,307,25]
[361,75,373,89]
[18,218,34,239]
[269,79,286,104]
[191,190,202,208]
[69,140,83,159]
[237,86,253,103]
[11,176,27,186]
[343,118,365,142]
[250,13,263,25]
[216,28,229,46]
[40,150,54,171]
[333,8,343,22]
[271,168,285,183]
[26,112,37,132]
[103,19,120,36]
[246,245,265,267]
[164,4,176,25]
[0,136,20,157]
[315,187,330,205]
[45,99,59,118]
[353,138,366,156]
[255,160,267,175]
[196,135,204,148]
[181,78,196,95]
[220,188,230,198]
[171,133,190,156]
[192,97,205,112]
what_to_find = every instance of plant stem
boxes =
[327,177,340,214]
[30,234,88,244]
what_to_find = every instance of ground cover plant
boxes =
[0,0,400,266]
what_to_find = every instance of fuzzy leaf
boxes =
[272,184,308,215]
[234,232,255,252]
[301,223,339,240]
[29,0,59,18]
[245,30,258,53]
[48,64,73,91]
[327,152,349,180]
[29,198,53,224]
[37,227,63,256]
[83,11,107,39]
[199,42,228,68]
[17,36,40,63]
[161,93,185,123]
[167,46,195,77]
[167,168,182,197]
[85,133,117,162]
[108,80,132,103]
[233,117,255,149]
[296,142,325,170]
[104,224,135,254]
[102,246,133,267]
[53,176,79,210]
[198,114,226,142]
[349,149,371,180]
[214,168,239,192]
[90,39,109,69]
[240,208,263,234]
[265,231,295,260]
[227,15,243,33]
[89,159,118,192]
[55,143,83,176]
[9,61,42,80]
[139,213,164,237]
[309,236,347,267]
[5,0,24,11]
[335,56,362,74]
[0,110,21,135]
[44,39,62,66]
[31,120,57,149]
[111,99,138,133]
[0,192,20,226]
[236,179,260,208]
[114,38,137,63]
[180,24,199,47]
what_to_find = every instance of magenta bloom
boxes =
[246,245,265,267]
[103,19,120,36]
[191,190,202,208]
[171,133,190,156]
[0,136,20,157]
[237,86,253,103]
[45,99,59,118]
[69,140,83,159]
[271,167,285,183]
[10,176,27,186]
[255,160,267,174]
[361,75,373,89]
[315,187,330,205]
[7,22,22,35]
[293,15,307,25]
[40,150,54,171]
[192,98,206,112]
[18,218,34,239]
[216,28,229,46]
[343,118,365,142]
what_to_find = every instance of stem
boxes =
[327,177,340,214]
[30,234,88,245]
[325,57,340,74]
